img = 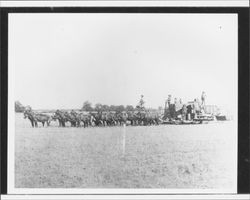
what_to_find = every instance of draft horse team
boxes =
[23,109,162,128]
[22,92,213,127]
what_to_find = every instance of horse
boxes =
[23,110,38,127]
[116,111,128,126]
[34,113,51,127]
[79,113,92,127]
[91,112,104,126]
[69,110,81,127]
[63,111,79,127]
[127,111,138,126]
[54,110,67,127]
[24,110,51,127]
[106,112,117,126]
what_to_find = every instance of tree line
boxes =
[81,101,136,112]
[15,100,163,113]
[15,101,26,112]
[15,100,137,113]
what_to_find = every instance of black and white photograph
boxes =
[0,2,248,198]
[7,12,240,194]
[0,1,249,200]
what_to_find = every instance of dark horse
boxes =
[24,110,51,127]
[53,110,67,127]
[24,110,38,127]
[53,110,81,127]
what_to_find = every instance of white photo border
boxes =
[7,10,239,195]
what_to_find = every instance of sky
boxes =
[9,13,237,114]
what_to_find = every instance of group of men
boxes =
[164,91,207,121]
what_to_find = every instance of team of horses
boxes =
[23,109,163,128]
[23,100,206,128]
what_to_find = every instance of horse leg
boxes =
[42,122,45,127]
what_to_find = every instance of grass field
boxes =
[15,113,237,189]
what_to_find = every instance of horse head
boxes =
[23,109,33,119]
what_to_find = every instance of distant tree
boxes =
[116,105,125,113]
[101,105,110,112]
[15,101,25,112]
[94,103,103,112]
[109,105,116,112]
[125,105,134,111]
[82,101,93,111]
[136,95,146,112]
[138,95,145,109]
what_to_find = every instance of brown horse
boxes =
[23,110,37,127]
[24,110,51,127]
[34,113,52,127]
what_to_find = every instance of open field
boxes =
[15,113,237,189]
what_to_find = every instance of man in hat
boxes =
[201,91,206,108]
